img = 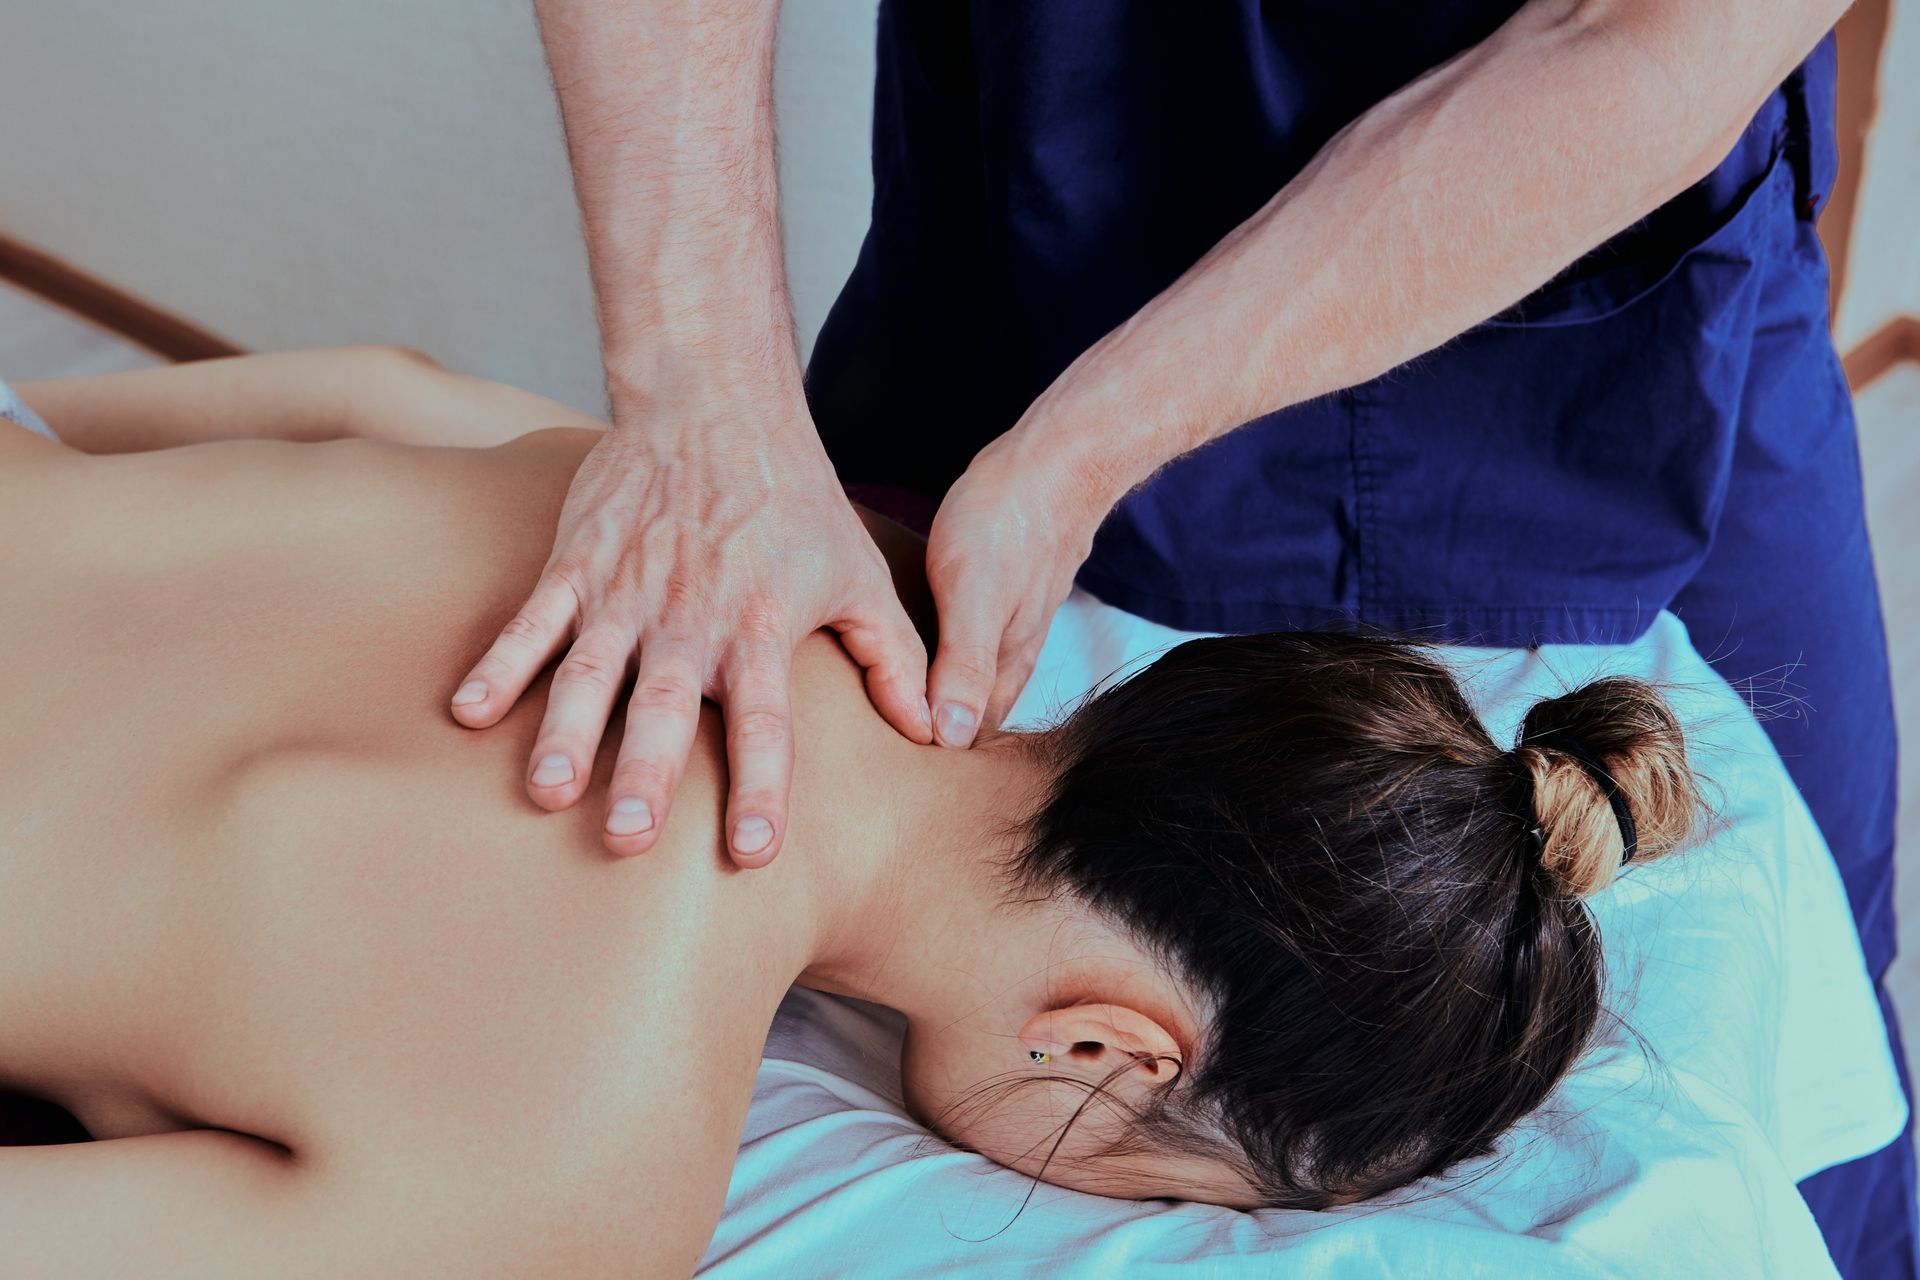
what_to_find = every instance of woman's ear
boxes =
[1017,1001,1183,1103]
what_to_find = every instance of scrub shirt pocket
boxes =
[1482,144,1794,329]
[1345,144,1798,644]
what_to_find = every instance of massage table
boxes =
[698,597,1904,1278]
[0,594,1899,1275]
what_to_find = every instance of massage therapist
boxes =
[448,7,1900,1275]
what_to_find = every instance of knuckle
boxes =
[497,611,548,646]
[734,597,787,645]
[659,568,702,616]
[469,652,512,683]
[728,706,792,754]
[1003,633,1044,670]
[924,552,966,592]
[848,598,915,645]
[612,757,674,798]
[631,672,698,711]
[941,643,998,688]
[868,655,919,690]
[554,648,622,695]
[545,559,594,608]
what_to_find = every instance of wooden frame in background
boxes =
[0,234,241,363]
[0,5,1912,386]
[1825,0,1916,392]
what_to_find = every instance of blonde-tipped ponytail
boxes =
[1511,678,1699,897]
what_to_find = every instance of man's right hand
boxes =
[505,0,934,862]
[449,383,932,864]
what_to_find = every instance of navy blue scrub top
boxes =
[806,3,1842,645]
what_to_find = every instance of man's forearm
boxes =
[1016,0,1846,504]
[534,0,799,416]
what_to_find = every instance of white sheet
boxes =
[700,597,1904,1278]
[0,375,55,441]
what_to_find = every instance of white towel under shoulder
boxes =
[701,599,1902,1280]
[0,375,57,441]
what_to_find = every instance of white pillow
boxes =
[700,601,1901,1278]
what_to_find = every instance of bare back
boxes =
[0,425,893,1276]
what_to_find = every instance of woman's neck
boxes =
[795,733,1074,1026]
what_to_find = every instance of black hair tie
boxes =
[1520,727,1639,865]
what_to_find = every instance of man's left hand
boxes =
[922,429,1117,746]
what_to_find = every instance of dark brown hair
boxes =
[1009,631,1699,1206]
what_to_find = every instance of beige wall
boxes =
[0,2,1911,403]
[0,0,880,413]
[1836,0,1920,351]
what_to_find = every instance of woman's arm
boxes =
[0,1127,701,1279]
[15,347,602,454]
[2,1130,345,1279]
[16,343,934,643]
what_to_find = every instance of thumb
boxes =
[926,569,1012,749]
[834,581,933,745]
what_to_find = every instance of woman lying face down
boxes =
[901,633,1699,1208]
[0,351,1697,1275]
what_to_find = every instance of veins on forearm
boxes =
[534,0,797,385]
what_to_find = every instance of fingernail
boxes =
[606,796,653,836]
[530,753,574,787]
[733,816,774,856]
[452,680,488,707]
[935,702,978,748]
